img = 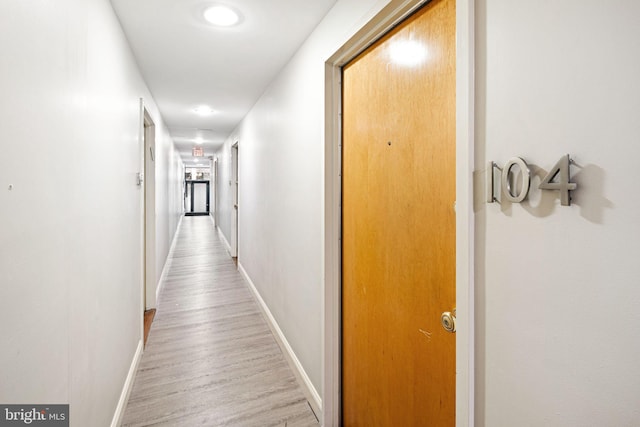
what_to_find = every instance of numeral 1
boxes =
[538,154,577,206]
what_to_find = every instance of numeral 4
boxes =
[538,154,577,206]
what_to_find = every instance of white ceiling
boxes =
[109,0,337,166]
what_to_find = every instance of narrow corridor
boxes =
[122,216,318,426]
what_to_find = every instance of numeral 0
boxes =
[488,155,577,206]
[501,157,530,203]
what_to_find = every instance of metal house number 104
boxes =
[487,154,577,206]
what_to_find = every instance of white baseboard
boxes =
[156,215,183,303]
[111,339,143,427]
[217,225,232,255]
[238,263,322,418]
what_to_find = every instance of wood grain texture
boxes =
[342,0,456,425]
[143,309,156,348]
[122,216,318,427]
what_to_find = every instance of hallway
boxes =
[122,216,318,427]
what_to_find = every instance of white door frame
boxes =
[140,100,157,312]
[214,157,219,225]
[138,99,146,342]
[210,157,217,221]
[322,0,475,425]
[231,141,239,258]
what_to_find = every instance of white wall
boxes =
[217,0,640,424]
[475,1,640,425]
[216,0,390,402]
[155,125,183,284]
[0,0,182,425]
[216,143,234,251]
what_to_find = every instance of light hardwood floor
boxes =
[122,216,319,427]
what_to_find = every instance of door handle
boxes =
[441,308,456,333]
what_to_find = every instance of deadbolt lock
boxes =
[441,308,456,333]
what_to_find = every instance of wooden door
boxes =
[342,0,456,425]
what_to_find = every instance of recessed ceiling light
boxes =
[193,105,216,115]
[204,5,240,27]
[195,137,204,144]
